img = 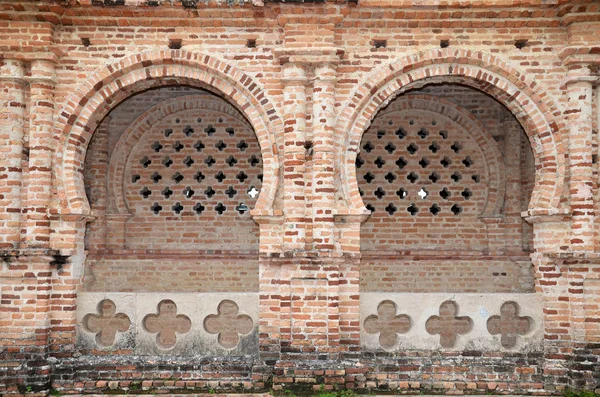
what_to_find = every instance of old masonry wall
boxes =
[1,0,600,395]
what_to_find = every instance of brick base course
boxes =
[45,354,556,396]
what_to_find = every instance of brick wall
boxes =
[83,91,262,291]
[358,88,533,293]
[360,256,534,293]
[103,87,205,153]
[84,255,259,292]
[359,91,498,251]
[1,1,600,395]
[118,96,262,250]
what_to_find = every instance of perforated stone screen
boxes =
[358,106,488,251]
[124,106,262,250]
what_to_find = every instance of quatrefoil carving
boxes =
[426,300,473,349]
[83,299,131,348]
[204,300,253,349]
[487,301,532,348]
[364,300,411,349]
[143,300,192,349]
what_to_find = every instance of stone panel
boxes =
[76,292,259,356]
[360,292,543,352]
[486,301,532,349]
[76,293,137,352]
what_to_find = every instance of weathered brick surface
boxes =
[357,91,534,293]
[83,255,259,292]
[360,255,533,293]
[359,93,509,249]
[1,0,600,394]
[106,94,261,250]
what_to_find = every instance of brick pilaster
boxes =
[503,119,524,250]
[0,251,54,394]
[266,40,349,367]
[312,63,337,252]
[86,119,110,250]
[24,60,56,248]
[564,67,596,251]
[526,213,572,389]
[281,63,309,252]
[0,60,56,394]
[0,60,26,249]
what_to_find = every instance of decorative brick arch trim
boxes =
[336,48,565,215]
[374,94,506,216]
[107,95,255,215]
[52,49,281,218]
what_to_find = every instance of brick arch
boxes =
[107,95,256,215]
[52,49,281,218]
[372,94,506,217]
[336,48,565,215]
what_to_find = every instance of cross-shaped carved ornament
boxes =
[487,301,532,348]
[364,300,411,349]
[83,299,131,347]
[203,300,253,349]
[247,186,259,199]
[426,300,473,349]
[143,300,192,349]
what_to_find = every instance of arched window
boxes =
[83,88,262,292]
[358,85,534,293]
